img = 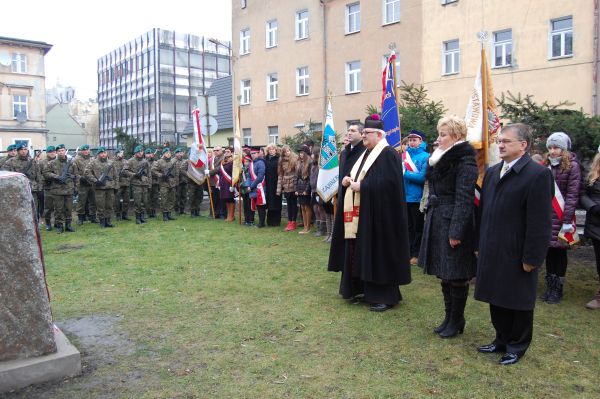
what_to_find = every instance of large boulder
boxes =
[0,171,56,361]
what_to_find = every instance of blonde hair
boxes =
[266,143,280,156]
[587,153,600,185]
[437,115,468,141]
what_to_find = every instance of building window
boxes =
[11,53,27,73]
[383,0,400,25]
[296,66,309,96]
[266,20,278,48]
[441,0,458,4]
[13,95,28,119]
[346,3,361,34]
[382,54,401,86]
[13,138,31,149]
[240,29,250,55]
[267,73,278,101]
[241,79,251,105]
[345,61,361,93]
[550,16,573,58]
[243,128,252,146]
[493,29,512,68]
[241,0,247,8]
[268,126,279,144]
[296,10,309,40]
[443,39,460,75]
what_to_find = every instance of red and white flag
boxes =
[551,179,579,246]
[188,108,209,185]
[402,151,417,173]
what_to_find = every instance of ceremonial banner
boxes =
[232,106,243,186]
[381,51,401,149]
[188,108,209,185]
[316,100,339,202]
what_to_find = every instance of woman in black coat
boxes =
[264,144,282,227]
[418,116,478,338]
[579,151,600,310]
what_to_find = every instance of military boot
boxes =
[105,218,114,228]
[136,213,142,225]
[65,221,75,232]
[45,218,53,231]
[167,212,176,220]
[99,218,106,228]
[116,212,123,221]
[140,212,147,223]
[122,212,131,221]
[163,212,169,221]
[77,214,85,226]
[56,223,64,234]
[89,215,98,224]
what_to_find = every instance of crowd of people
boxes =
[2,112,600,366]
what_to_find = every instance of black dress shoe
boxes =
[369,303,393,312]
[499,353,519,365]
[477,343,504,353]
[350,294,366,304]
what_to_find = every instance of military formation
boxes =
[0,143,211,233]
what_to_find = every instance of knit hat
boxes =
[407,129,426,141]
[46,145,56,152]
[364,114,384,131]
[134,145,144,153]
[546,132,571,151]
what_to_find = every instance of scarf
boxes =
[428,140,466,167]
[343,139,388,239]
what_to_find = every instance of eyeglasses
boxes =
[495,138,525,145]
[361,130,378,136]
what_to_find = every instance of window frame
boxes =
[295,10,309,41]
[549,16,573,59]
[296,66,310,96]
[12,95,28,119]
[266,73,278,101]
[345,61,361,94]
[345,2,361,34]
[11,53,27,74]
[492,29,513,68]
[240,79,251,105]
[242,128,252,146]
[442,39,460,75]
[266,20,278,48]
[241,0,247,9]
[240,28,250,55]
[268,126,279,144]
[383,0,400,25]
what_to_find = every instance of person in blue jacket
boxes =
[403,129,430,265]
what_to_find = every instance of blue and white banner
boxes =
[316,100,339,202]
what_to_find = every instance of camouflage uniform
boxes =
[112,155,131,220]
[73,152,97,222]
[43,154,77,232]
[85,155,118,227]
[38,153,56,229]
[151,155,179,220]
[148,157,160,217]
[175,155,189,214]
[124,154,150,224]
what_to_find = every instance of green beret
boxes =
[81,144,90,150]
[15,143,27,151]
[96,146,106,154]
[162,147,171,155]
[145,148,154,155]
[175,147,184,154]
[134,145,144,153]
[46,145,56,152]
[6,144,16,151]
[56,144,66,150]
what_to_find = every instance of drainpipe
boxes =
[321,0,328,114]
[593,0,600,115]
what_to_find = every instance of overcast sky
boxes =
[2,0,232,100]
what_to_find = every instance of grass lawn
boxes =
[13,215,600,398]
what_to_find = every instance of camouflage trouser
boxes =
[115,186,130,215]
[160,186,176,213]
[43,189,54,220]
[150,183,160,211]
[132,185,149,214]
[95,189,115,219]
[33,190,43,221]
[53,194,73,224]
[188,183,204,212]
[77,184,96,216]
[176,183,188,212]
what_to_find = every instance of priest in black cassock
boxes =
[328,114,411,312]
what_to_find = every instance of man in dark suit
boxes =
[475,123,554,365]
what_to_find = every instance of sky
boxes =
[2,0,232,100]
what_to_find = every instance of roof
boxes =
[0,36,52,55]
[206,76,233,130]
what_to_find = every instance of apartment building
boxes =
[97,29,231,147]
[233,0,599,144]
[0,36,52,151]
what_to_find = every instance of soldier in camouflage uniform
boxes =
[124,145,150,224]
[42,144,77,233]
[3,143,42,216]
[73,144,97,224]
[0,144,17,169]
[85,146,118,228]
[151,147,179,221]
[112,149,131,221]
[174,148,188,215]
[147,149,160,218]
[38,146,57,231]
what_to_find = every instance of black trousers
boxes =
[406,202,424,258]
[546,247,568,277]
[591,239,600,278]
[490,304,534,357]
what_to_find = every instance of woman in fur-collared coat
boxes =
[418,116,478,339]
